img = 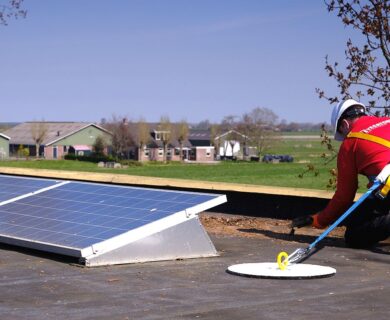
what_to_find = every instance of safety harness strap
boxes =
[347,131,390,198]
[347,131,390,149]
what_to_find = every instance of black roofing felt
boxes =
[0,220,389,319]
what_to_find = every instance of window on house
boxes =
[144,148,150,156]
[167,149,172,156]
[206,148,211,157]
[158,148,163,156]
[155,131,170,141]
[63,146,67,153]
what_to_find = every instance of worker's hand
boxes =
[376,164,390,184]
[291,215,313,229]
[291,213,327,230]
[311,213,326,229]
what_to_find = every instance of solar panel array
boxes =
[0,175,223,255]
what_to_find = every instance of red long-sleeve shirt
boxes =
[318,116,390,227]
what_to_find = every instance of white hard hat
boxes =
[331,99,366,141]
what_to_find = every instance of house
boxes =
[124,123,215,162]
[187,129,214,161]
[5,122,112,159]
[0,133,10,159]
[214,130,248,159]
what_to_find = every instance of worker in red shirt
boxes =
[292,99,390,248]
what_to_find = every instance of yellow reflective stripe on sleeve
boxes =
[347,132,390,149]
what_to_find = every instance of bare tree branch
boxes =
[320,0,390,111]
[0,0,26,26]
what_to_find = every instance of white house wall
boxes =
[219,141,240,157]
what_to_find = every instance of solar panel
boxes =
[0,175,61,203]
[0,174,227,266]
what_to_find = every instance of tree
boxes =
[312,1,390,188]
[93,136,106,156]
[105,117,134,160]
[30,121,47,159]
[158,116,172,164]
[192,120,211,130]
[175,119,189,162]
[135,118,150,161]
[237,114,252,160]
[210,124,221,159]
[17,144,29,159]
[0,0,26,26]
[317,0,390,116]
[220,115,239,132]
[238,107,279,157]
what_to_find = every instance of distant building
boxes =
[214,130,256,159]
[187,129,214,162]
[3,121,219,163]
[0,133,10,159]
[126,123,215,162]
[5,122,112,159]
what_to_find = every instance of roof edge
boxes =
[45,123,112,146]
[0,133,11,140]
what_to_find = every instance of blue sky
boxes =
[1,0,355,124]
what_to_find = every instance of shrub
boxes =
[64,153,114,163]
[119,160,143,167]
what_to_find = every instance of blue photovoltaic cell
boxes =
[0,178,220,251]
[0,175,60,202]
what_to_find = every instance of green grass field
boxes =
[0,136,356,190]
[0,136,368,192]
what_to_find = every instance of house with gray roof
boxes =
[5,122,112,159]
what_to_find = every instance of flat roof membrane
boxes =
[0,175,226,266]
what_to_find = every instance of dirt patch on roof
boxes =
[200,212,346,247]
